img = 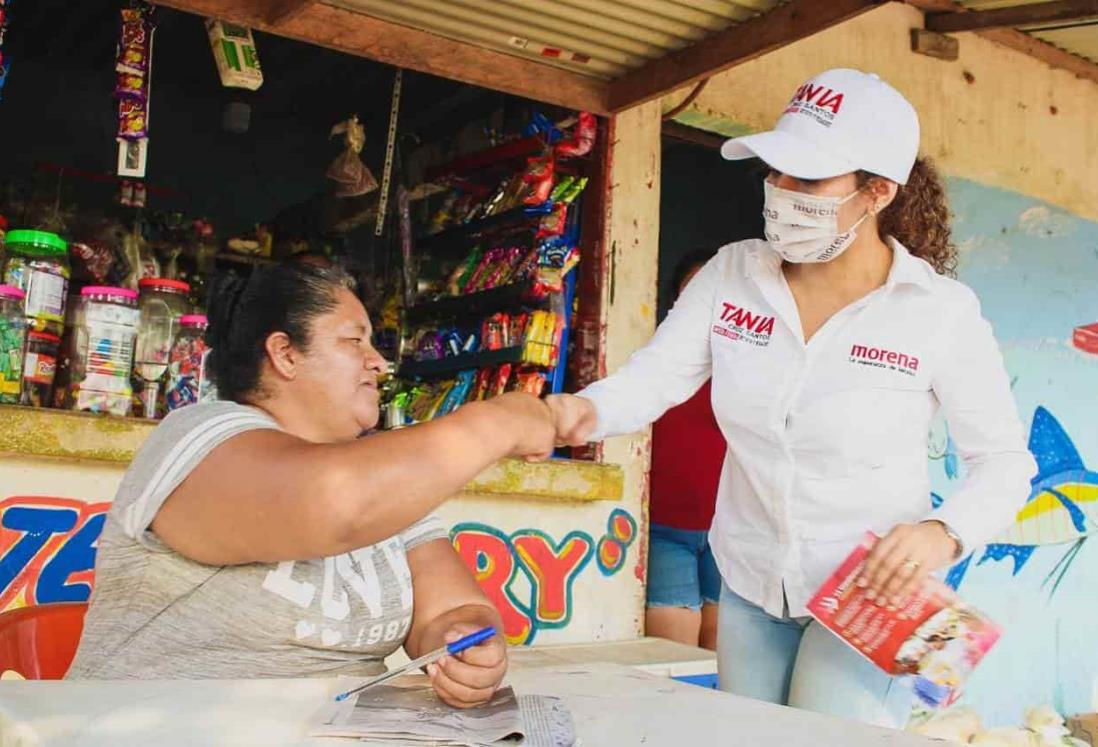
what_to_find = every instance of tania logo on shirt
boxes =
[713,302,775,348]
[849,344,919,376]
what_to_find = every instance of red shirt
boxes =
[649,380,726,532]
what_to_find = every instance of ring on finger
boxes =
[901,558,921,573]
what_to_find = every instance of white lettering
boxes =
[262,561,316,608]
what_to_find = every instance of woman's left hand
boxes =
[426,623,508,709]
[856,521,961,608]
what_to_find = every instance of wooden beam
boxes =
[978,25,1098,83]
[905,0,1098,84]
[607,0,885,113]
[265,0,319,27]
[911,28,960,60]
[926,0,1098,33]
[150,0,612,114]
[661,121,726,150]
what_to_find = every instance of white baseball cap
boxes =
[720,68,920,185]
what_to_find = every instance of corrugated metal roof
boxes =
[323,0,785,79]
[956,0,1098,63]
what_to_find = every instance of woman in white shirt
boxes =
[546,69,1036,726]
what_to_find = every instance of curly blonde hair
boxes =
[858,157,957,277]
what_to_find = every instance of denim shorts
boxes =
[646,523,721,610]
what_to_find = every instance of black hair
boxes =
[205,264,356,403]
[671,250,716,301]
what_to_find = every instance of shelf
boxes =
[398,346,526,379]
[416,203,549,253]
[406,282,542,324]
[214,252,277,267]
[425,135,545,182]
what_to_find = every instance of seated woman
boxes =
[67,264,557,708]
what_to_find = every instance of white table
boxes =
[0,663,939,746]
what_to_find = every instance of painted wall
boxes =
[929,182,1098,725]
[0,453,641,647]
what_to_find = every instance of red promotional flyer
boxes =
[807,532,1002,708]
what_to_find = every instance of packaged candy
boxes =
[509,313,528,348]
[808,533,1002,709]
[549,176,576,203]
[481,314,507,351]
[471,367,493,401]
[522,155,555,206]
[555,112,597,158]
[490,364,512,398]
[559,177,589,204]
[515,369,547,397]
[115,72,146,101]
[118,98,148,140]
[437,370,475,417]
[537,204,569,239]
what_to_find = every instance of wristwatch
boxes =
[924,520,964,561]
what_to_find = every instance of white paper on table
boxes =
[309,679,575,746]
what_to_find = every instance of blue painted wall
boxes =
[933,179,1098,724]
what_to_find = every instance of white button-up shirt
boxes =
[579,238,1036,617]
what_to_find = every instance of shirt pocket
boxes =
[710,331,783,430]
[794,384,935,478]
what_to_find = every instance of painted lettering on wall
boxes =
[451,510,637,645]
[596,508,638,576]
[0,496,109,612]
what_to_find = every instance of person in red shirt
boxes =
[646,252,726,650]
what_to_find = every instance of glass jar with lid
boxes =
[21,330,62,408]
[71,286,139,417]
[166,314,212,412]
[0,284,27,404]
[2,229,70,337]
[134,278,191,419]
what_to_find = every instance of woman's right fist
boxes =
[484,392,557,461]
[544,394,598,447]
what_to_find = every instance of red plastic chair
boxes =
[0,603,88,679]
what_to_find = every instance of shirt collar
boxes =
[884,236,936,292]
[745,237,936,293]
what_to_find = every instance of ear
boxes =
[866,177,900,215]
[264,331,298,381]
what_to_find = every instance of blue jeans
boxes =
[717,583,913,728]
[646,524,721,610]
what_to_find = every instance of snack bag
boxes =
[807,532,1001,709]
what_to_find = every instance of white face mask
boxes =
[762,181,870,263]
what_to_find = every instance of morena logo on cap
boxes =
[784,82,845,128]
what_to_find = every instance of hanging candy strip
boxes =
[0,0,12,103]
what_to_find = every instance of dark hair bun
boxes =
[203,265,354,403]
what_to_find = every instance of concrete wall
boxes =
[650,0,1098,724]
[668,1,1098,222]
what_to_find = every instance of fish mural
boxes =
[945,406,1098,594]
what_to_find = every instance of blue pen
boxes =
[334,626,498,702]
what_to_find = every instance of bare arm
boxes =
[152,393,554,566]
[404,538,506,708]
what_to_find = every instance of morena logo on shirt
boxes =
[849,343,920,376]
[784,83,845,127]
[713,302,775,348]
